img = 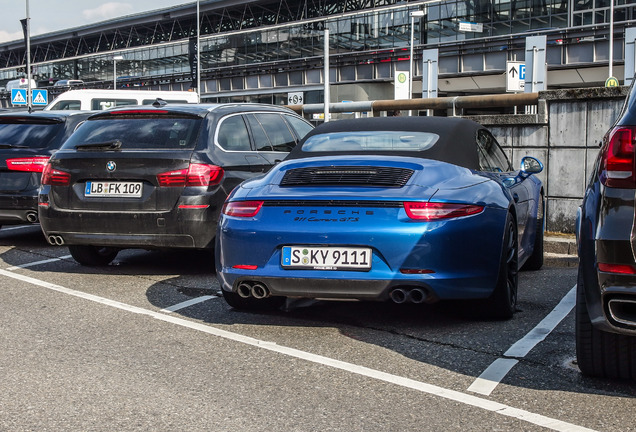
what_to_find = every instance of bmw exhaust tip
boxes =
[47,235,64,246]
[250,283,270,299]
[237,282,252,298]
[26,211,38,223]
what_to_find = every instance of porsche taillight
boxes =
[600,126,636,188]
[6,156,50,173]
[404,202,484,221]
[41,162,71,186]
[222,201,264,217]
[157,163,224,187]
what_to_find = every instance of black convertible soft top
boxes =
[286,116,483,170]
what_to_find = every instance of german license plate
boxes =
[85,181,142,198]
[282,246,371,270]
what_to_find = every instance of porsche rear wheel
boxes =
[482,213,518,320]
[68,245,119,266]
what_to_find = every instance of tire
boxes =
[221,288,285,311]
[522,195,544,271]
[68,245,119,266]
[575,265,636,379]
[481,213,519,320]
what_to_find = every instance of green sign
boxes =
[605,77,620,87]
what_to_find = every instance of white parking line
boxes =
[0,268,596,432]
[5,255,72,271]
[160,295,217,313]
[0,225,39,231]
[468,285,577,396]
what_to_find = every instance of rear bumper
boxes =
[39,206,217,249]
[0,194,39,224]
[579,184,636,335]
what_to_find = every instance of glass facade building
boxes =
[0,0,634,97]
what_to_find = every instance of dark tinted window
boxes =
[284,115,313,140]
[0,120,64,149]
[254,113,296,152]
[216,115,251,151]
[62,117,202,150]
[476,130,511,172]
[245,114,273,152]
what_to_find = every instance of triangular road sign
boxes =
[11,89,26,105]
[32,89,48,105]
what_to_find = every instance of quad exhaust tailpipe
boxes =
[390,287,428,304]
[236,281,271,299]
[47,235,64,246]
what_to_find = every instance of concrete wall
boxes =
[472,87,629,233]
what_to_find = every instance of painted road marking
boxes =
[468,285,576,396]
[0,268,595,432]
[160,295,217,313]
[0,225,39,231]
[6,255,72,271]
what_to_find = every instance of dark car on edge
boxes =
[38,103,313,266]
[0,111,92,228]
[577,83,636,380]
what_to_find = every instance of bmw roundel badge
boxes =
[106,161,116,172]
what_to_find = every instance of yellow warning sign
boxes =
[605,77,620,87]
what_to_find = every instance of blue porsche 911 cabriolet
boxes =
[215,116,544,319]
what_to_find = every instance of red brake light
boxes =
[109,110,169,115]
[7,157,50,173]
[157,164,224,187]
[598,263,636,274]
[222,201,264,217]
[41,163,71,186]
[404,202,484,221]
[601,126,636,188]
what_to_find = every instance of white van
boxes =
[45,89,199,111]
[6,78,37,91]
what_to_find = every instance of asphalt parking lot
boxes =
[0,225,634,432]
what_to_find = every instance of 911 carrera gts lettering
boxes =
[294,216,360,222]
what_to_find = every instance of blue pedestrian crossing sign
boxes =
[11,88,27,106]
[32,89,48,106]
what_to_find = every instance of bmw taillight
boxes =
[41,162,71,186]
[600,126,636,188]
[157,164,224,187]
[404,202,484,221]
[222,201,264,217]
[7,156,50,173]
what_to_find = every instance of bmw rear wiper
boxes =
[0,143,29,149]
[75,140,122,151]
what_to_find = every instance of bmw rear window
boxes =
[62,116,203,150]
[301,131,440,152]
[0,118,64,149]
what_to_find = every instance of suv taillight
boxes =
[41,163,71,186]
[601,126,636,188]
[157,164,224,187]
[6,157,50,173]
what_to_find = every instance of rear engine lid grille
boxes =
[281,166,413,187]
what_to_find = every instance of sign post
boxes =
[506,61,525,92]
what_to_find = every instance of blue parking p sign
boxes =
[519,64,526,80]
[11,88,27,106]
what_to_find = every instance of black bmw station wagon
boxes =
[38,102,313,265]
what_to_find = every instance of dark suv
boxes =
[576,83,636,380]
[38,103,313,265]
[0,111,92,228]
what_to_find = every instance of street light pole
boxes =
[408,10,425,116]
[196,0,201,102]
[609,0,614,80]
[26,0,31,111]
[113,55,123,89]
